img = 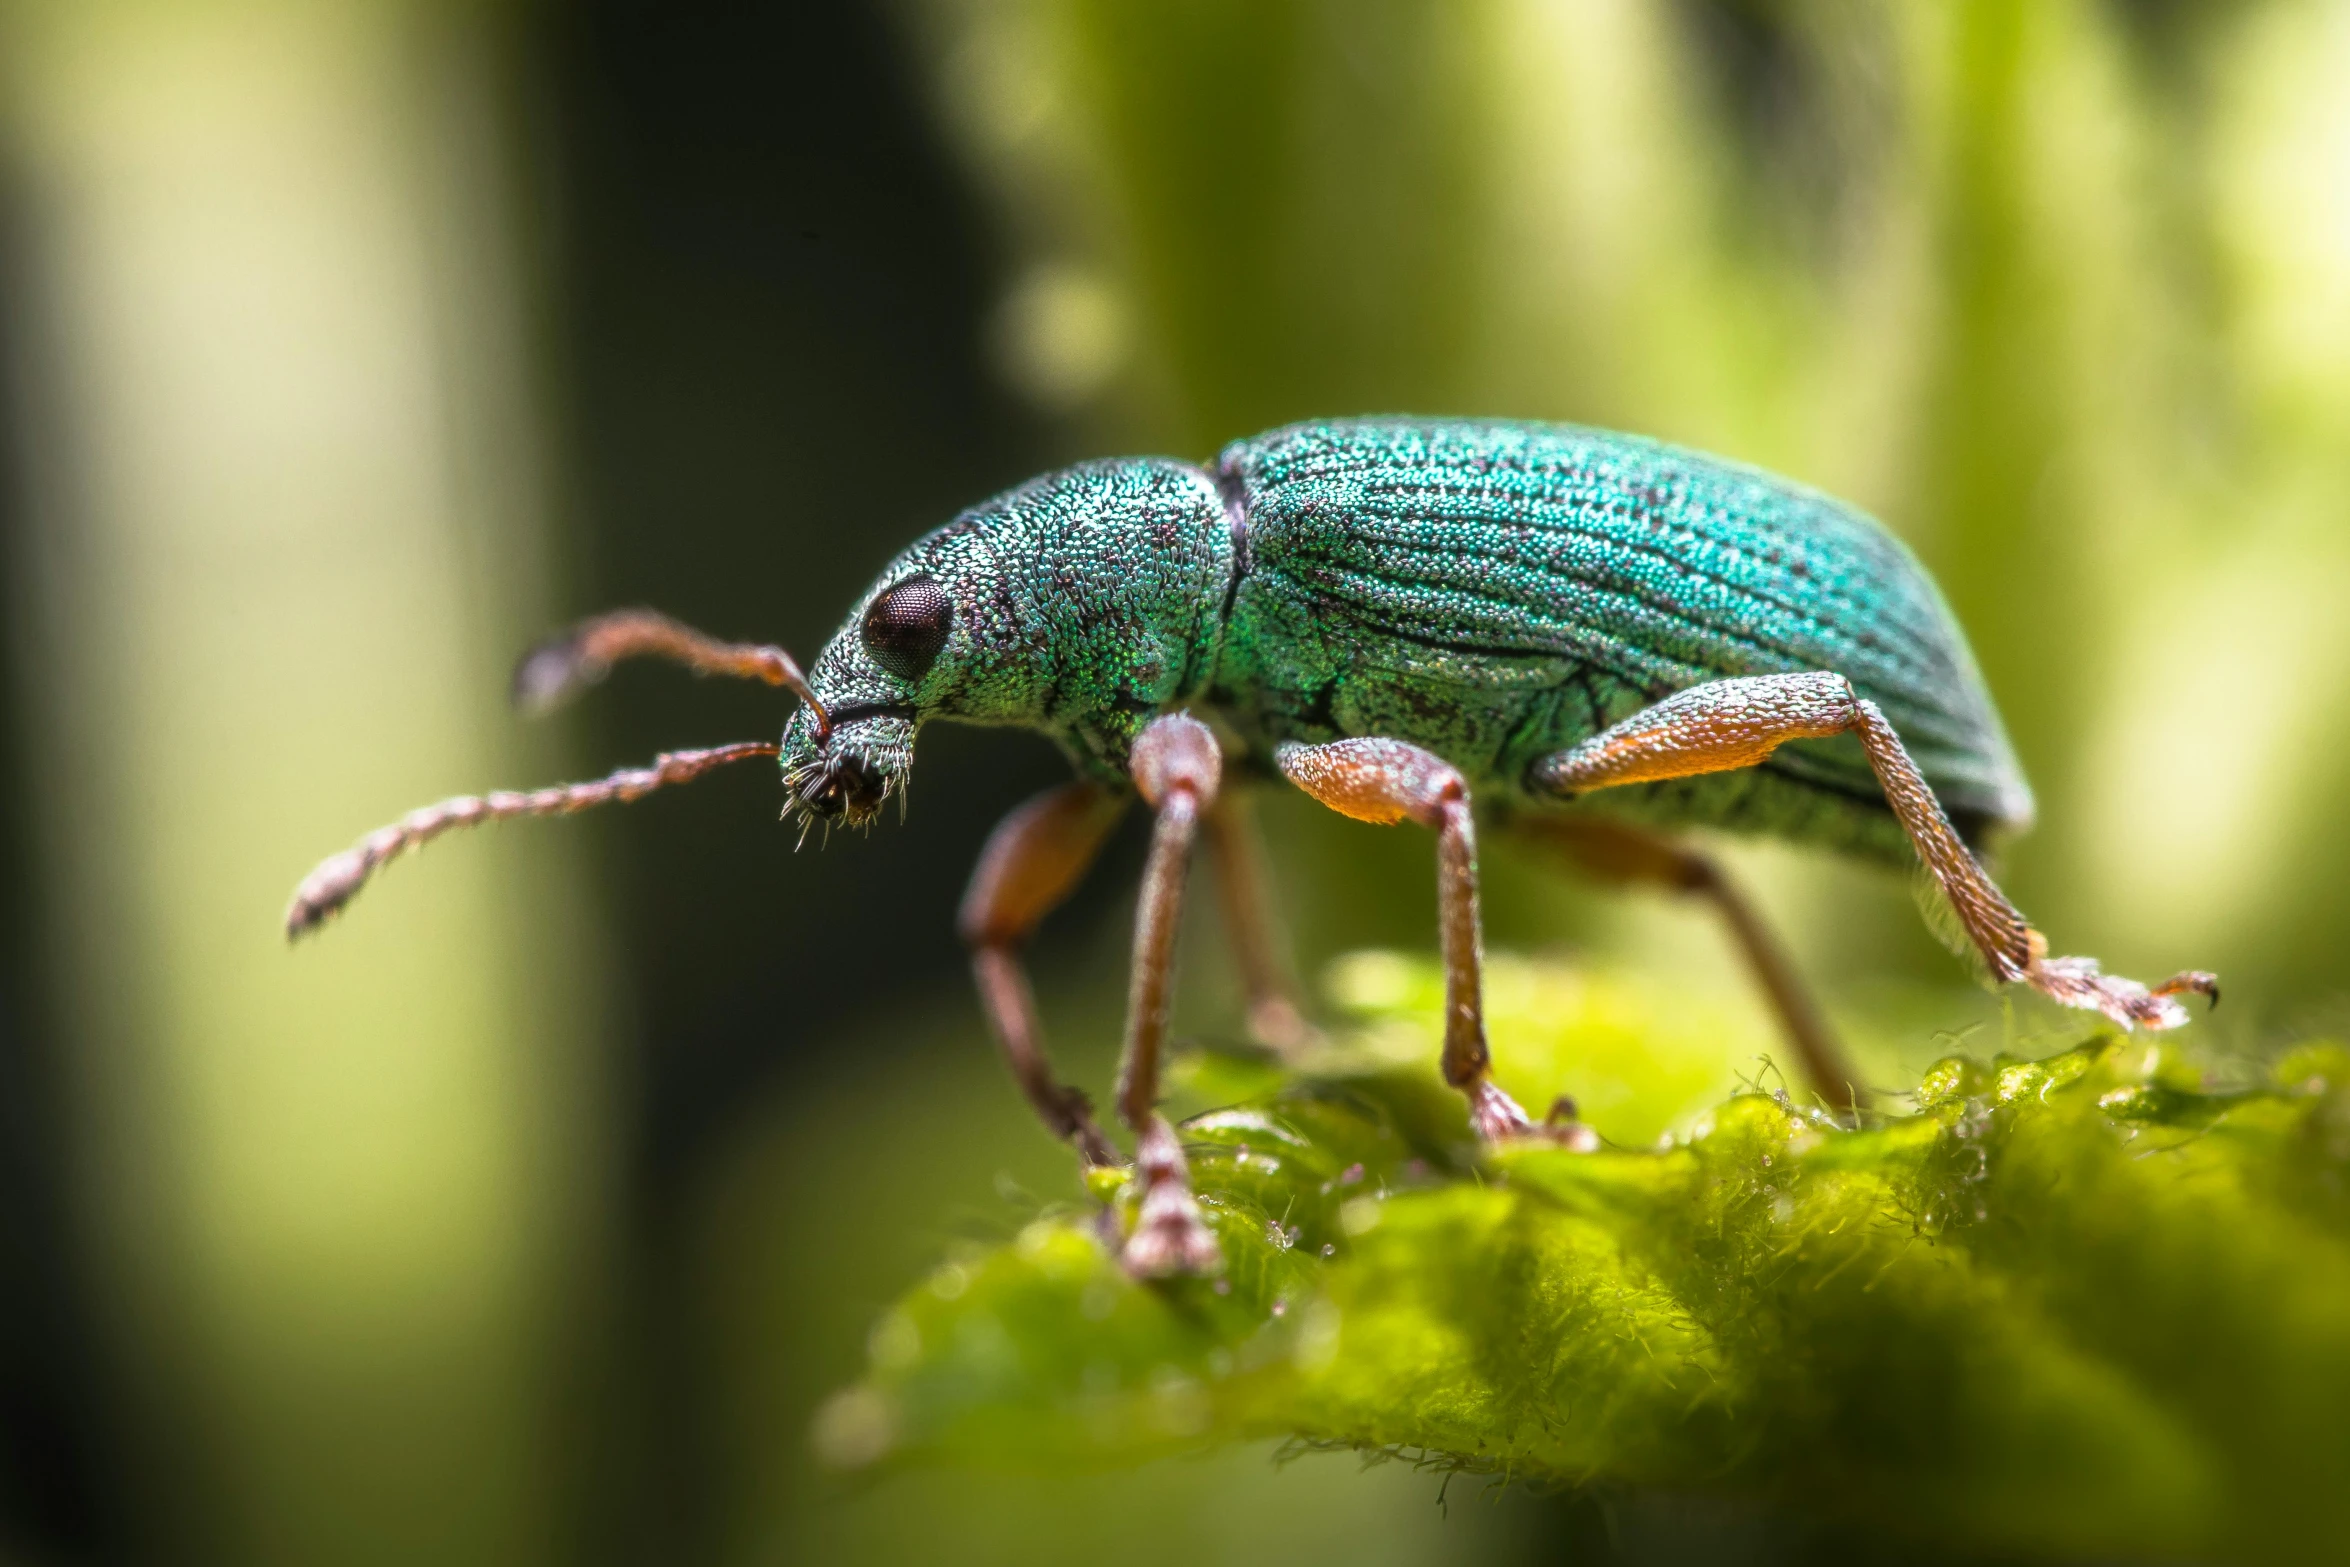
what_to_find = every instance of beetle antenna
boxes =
[285,739,782,938]
[512,608,828,737]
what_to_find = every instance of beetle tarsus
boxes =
[1463,1078,1534,1141]
[1121,1115,1221,1278]
[2025,945,2221,1032]
[1467,1079,1597,1149]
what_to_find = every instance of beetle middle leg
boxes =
[1528,672,2219,1030]
[1275,737,1584,1146]
[1510,814,1863,1112]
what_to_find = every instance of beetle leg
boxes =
[958,782,1129,1168]
[1202,791,1319,1058]
[1529,672,2219,1031]
[1511,814,1864,1112]
[1276,738,1592,1148]
[1116,714,1227,1276]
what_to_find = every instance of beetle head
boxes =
[779,538,992,831]
[779,455,1231,830]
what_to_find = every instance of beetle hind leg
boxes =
[1529,672,2219,1033]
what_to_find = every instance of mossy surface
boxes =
[817,956,2350,1561]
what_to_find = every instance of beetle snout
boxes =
[794,751,888,825]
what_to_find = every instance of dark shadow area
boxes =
[0,192,123,1565]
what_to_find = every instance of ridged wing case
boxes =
[1206,418,2032,860]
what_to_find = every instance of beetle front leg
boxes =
[1277,737,1592,1148]
[959,782,1129,1168]
[1117,715,1227,1277]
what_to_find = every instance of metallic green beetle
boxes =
[288,416,2215,1276]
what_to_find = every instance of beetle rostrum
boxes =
[789,745,888,825]
[860,574,954,684]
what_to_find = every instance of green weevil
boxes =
[287,416,2216,1276]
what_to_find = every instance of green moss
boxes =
[816,956,2350,1560]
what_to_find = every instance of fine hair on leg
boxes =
[1531,671,2218,1031]
[285,740,781,936]
[957,782,1127,1167]
[1511,813,1864,1113]
[1116,714,1226,1277]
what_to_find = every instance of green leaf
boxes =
[816,955,2350,1561]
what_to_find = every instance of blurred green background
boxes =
[0,0,2344,1562]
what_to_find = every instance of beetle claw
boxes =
[2153,970,2222,1010]
[2026,950,2220,1032]
[1462,1080,1597,1150]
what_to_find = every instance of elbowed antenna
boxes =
[511,607,829,736]
[287,607,836,939]
[284,740,782,938]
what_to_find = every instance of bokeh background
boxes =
[0,0,2345,1562]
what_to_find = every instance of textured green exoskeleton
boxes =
[784,418,2030,859]
[290,416,2214,1278]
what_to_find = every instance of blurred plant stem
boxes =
[0,3,609,1564]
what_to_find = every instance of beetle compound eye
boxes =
[861,574,955,684]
